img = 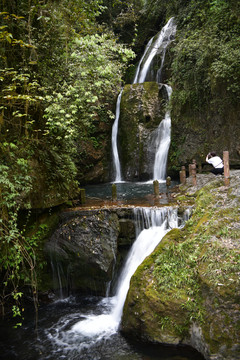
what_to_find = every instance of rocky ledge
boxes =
[121,170,240,360]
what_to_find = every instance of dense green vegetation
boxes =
[0,0,239,324]
[170,0,240,121]
[0,0,137,321]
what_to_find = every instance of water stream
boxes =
[111,89,123,182]
[133,17,176,84]
[66,207,178,339]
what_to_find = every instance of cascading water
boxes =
[111,90,123,182]
[111,17,176,182]
[153,84,172,180]
[133,17,176,84]
[45,207,179,356]
[132,17,176,181]
[132,37,153,84]
[0,207,202,360]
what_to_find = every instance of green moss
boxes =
[122,178,240,354]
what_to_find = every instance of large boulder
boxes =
[121,172,240,360]
[45,209,120,295]
[43,207,135,297]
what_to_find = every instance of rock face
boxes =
[45,209,120,295]
[121,171,240,360]
[118,82,168,181]
[44,208,135,296]
[169,105,240,176]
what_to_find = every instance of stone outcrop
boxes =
[118,82,168,181]
[44,208,135,296]
[121,171,240,360]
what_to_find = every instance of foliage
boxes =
[44,32,135,139]
[0,142,37,324]
[170,0,240,119]
[99,0,144,44]
[0,0,136,323]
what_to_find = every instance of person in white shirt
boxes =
[206,152,224,175]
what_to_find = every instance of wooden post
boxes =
[79,189,86,204]
[153,180,159,197]
[112,183,117,201]
[189,163,192,177]
[223,151,230,186]
[198,162,202,173]
[166,176,171,187]
[191,163,197,186]
[166,176,171,196]
[180,166,186,184]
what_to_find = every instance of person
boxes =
[206,152,224,175]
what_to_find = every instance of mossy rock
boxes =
[121,176,240,360]
[118,82,168,181]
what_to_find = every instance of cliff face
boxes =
[169,104,240,175]
[121,171,240,360]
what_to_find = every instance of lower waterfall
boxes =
[48,207,179,352]
[0,206,205,360]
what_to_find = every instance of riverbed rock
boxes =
[121,171,240,360]
[45,209,120,295]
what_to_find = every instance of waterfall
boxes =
[133,17,176,84]
[132,37,153,84]
[132,17,176,181]
[153,84,172,180]
[111,18,176,182]
[111,89,123,182]
[71,206,178,337]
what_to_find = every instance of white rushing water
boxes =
[132,37,153,84]
[111,89,123,182]
[153,84,172,181]
[133,17,176,84]
[71,207,178,338]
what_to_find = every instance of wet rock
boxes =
[45,209,120,295]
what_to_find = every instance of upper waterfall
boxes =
[133,17,176,84]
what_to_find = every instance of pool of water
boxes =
[0,295,205,360]
[84,181,178,207]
